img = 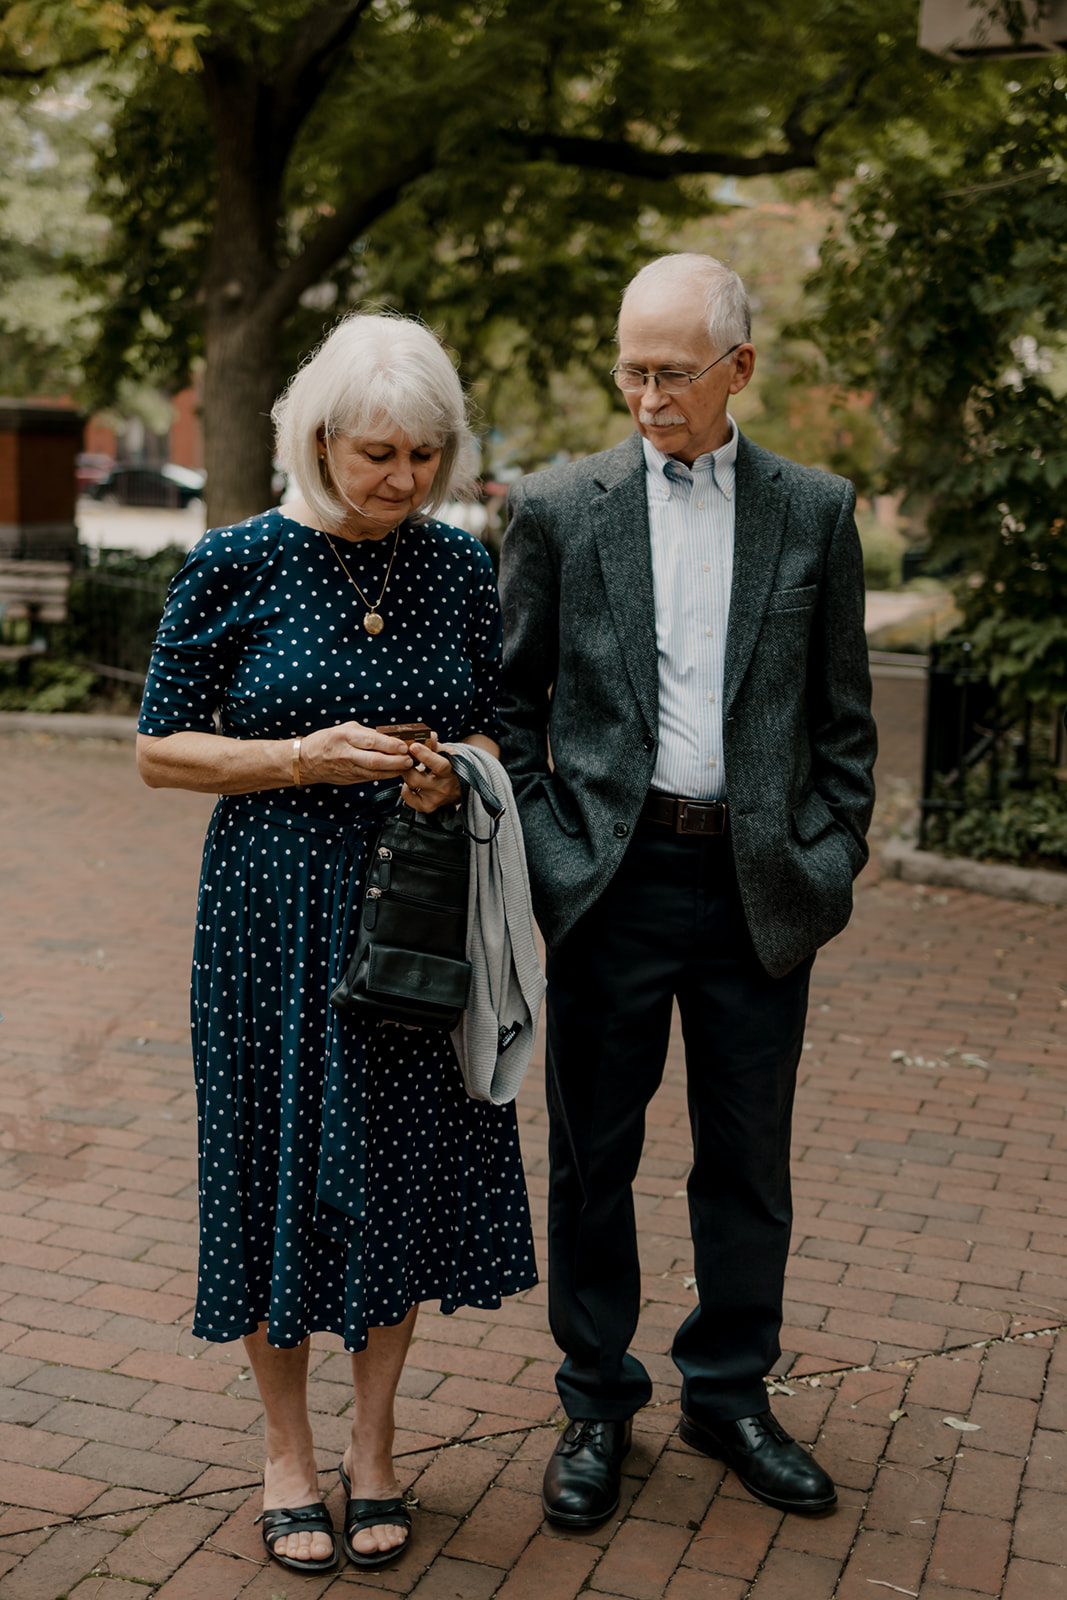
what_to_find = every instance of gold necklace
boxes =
[321,523,402,635]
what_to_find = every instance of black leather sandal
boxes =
[338,1458,413,1569]
[255,1501,338,1574]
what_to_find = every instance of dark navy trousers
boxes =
[545,820,813,1424]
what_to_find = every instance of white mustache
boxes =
[639,409,687,428]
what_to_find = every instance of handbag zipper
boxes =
[377,886,465,913]
[361,884,465,931]
[379,844,467,876]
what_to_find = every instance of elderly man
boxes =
[498,253,876,1527]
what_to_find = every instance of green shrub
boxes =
[925,763,1067,871]
[856,511,904,591]
[0,658,96,713]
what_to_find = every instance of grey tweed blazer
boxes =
[497,429,877,978]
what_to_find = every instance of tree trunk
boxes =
[199,53,288,529]
[202,302,281,529]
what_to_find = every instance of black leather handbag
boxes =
[329,782,497,1030]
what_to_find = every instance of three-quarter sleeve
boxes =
[137,522,276,737]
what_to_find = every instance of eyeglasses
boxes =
[610,344,742,394]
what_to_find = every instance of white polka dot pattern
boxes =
[139,510,537,1351]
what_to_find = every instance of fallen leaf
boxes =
[888,1408,907,1421]
[943,1417,981,1432]
[766,1381,796,1396]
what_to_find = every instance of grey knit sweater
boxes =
[447,746,545,1105]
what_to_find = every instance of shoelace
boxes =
[559,1420,614,1457]
[737,1413,792,1452]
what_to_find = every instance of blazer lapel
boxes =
[590,435,658,732]
[723,435,788,717]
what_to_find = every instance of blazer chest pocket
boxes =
[766,583,816,614]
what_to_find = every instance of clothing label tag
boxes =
[498,1021,522,1054]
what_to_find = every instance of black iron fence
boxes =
[66,547,184,686]
[918,639,1064,849]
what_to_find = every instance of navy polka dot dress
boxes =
[138,509,538,1350]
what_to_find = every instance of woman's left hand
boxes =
[402,736,461,813]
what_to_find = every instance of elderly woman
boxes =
[136,313,536,1575]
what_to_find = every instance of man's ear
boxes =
[729,346,756,396]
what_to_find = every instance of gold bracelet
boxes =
[292,737,302,788]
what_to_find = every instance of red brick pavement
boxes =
[0,724,1065,1598]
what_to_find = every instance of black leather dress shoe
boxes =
[679,1410,837,1514]
[542,1417,633,1527]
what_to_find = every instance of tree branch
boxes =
[500,129,819,179]
[270,0,375,135]
[196,2,374,210]
[790,66,874,147]
[262,146,437,322]
[508,65,876,184]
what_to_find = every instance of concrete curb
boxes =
[882,833,1067,906]
[0,711,138,741]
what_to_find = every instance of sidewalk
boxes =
[0,723,1064,1600]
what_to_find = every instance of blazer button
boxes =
[643,735,654,752]
[614,822,630,839]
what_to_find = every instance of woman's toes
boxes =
[352,1521,405,1554]
[275,1526,333,1561]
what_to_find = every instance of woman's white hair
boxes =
[620,253,751,351]
[272,311,476,532]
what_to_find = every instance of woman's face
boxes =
[321,424,442,538]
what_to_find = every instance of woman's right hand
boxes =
[297,722,414,787]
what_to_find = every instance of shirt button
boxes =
[705,627,713,636]
[707,693,715,703]
[614,822,630,839]
[703,563,710,572]
[709,759,717,768]
[643,734,654,752]
[696,500,705,510]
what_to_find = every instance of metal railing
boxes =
[66,550,182,686]
[917,640,1050,849]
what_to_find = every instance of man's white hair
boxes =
[272,311,475,533]
[621,254,751,351]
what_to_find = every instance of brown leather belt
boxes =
[640,792,729,837]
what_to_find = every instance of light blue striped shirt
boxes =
[643,418,738,800]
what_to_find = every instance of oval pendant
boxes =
[363,611,384,636]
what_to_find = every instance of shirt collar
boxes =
[642,415,738,501]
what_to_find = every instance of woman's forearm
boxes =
[136,731,296,794]
[138,726,498,797]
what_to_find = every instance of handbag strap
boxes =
[447,746,504,842]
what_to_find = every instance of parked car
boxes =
[89,462,206,509]
[75,452,115,495]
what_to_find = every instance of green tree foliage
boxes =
[0,82,106,395]
[806,67,1067,714]
[0,1,1013,522]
